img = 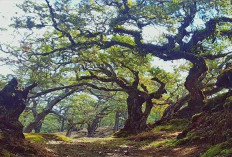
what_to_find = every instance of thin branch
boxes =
[45,0,76,46]
[203,51,232,60]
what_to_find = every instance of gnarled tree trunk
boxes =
[66,119,85,137]
[123,94,155,134]
[0,78,36,140]
[178,57,208,119]
[120,77,166,135]
[123,94,146,133]
[87,106,109,137]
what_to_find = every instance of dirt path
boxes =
[44,131,207,157]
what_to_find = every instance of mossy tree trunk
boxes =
[66,119,85,137]
[66,119,75,137]
[66,128,74,137]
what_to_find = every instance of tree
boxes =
[23,87,84,133]
[11,0,232,116]
[216,64,232,88]
[91,0,232,118]
[3,0,232,135]
[61,90,125,137]
[71,48,168,133]
[0,78,36,140]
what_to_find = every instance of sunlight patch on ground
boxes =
[74,137,115,143]
[172,146,199,156]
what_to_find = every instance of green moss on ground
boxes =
[147,138,178,148]
[175,131,205,145]
[201,140,232,157]
[1,149,11,157]
[153,119,190,132]
[24,133,72,143]
[47,136,147,156]
[24,134,45,143]
[126,130,162,141]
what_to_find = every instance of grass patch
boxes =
[24,133,72,143]
[24,134,45,143]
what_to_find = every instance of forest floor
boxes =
[44,131,207,157]
[26,125,209,157]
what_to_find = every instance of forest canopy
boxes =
[0,0,232,156]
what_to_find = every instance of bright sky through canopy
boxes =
[0,0,186,77]
[0,0,23,76]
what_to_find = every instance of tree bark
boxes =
[113,111,120,132]
[24,110,50,133]
[155,95,190,124]
[87,118,99,137]
[66,120,85,137]
[60,118,65,132]
[123,94,147,133]
[34,120,43,133]
[180,57,208,118]
[66,119,77,137]
[216,65,232,88]
[66,128,73,137]
[86,106,109,137]
[121,77,166,134]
